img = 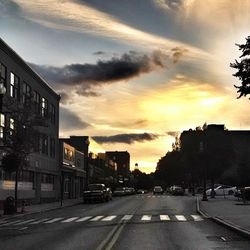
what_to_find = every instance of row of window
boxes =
[0,171,55,187]
[0,113,15,139]
[0,170,34,182]
[34,134,56,158]
[0,62,56,124]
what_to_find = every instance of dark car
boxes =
[170,185,185,195]
[83,184,110,203]
[153,186,164,195]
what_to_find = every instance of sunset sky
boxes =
[1,0,250,173]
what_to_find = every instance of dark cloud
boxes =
[171,47,188,64]
[29,50,166,96]
[92,133,159,144]
[0,0,20,17]
[93,51,106,56]
[166,131,179,138]
[60,107,91,130]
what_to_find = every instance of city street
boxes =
[0,194,249,250]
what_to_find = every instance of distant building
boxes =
[180,124,250,185]
[0,38,60,207]
[105,151,130,183]
[59,140,85,199]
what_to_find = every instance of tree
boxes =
[230,36,250,99]
[1,95,47,211]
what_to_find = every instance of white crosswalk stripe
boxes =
[61,217,79,223]
[141,215,151,221]
[13,219,36,225]
[0,219,22,226]
[191,215,203,221]
[175,215,187,221]
[160,215,170,221]
[44,218,64,224]
[121,215,133,221]
[90,216,104,221]
[29,218,50,224]
[101,216,117,221]
[75,216,92,222]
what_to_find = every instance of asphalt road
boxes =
[0,194,249,250]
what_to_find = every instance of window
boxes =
[10,72,20,100]
[50,138,56,158]
[33,91,40,114]
[0,113,5,139]
[0,63,6,83]
[49,104,56,124]
[41,97,48,117]
[41,134,48,155]
[22,82,31,104]
[9,118,14,135]
[41,173,54,184]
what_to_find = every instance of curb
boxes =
[0,201,83,221]
[196,197,250,239]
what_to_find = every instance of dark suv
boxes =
[83,184,111,203]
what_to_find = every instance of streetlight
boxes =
[0,79,6,112]
[200,141,208,201]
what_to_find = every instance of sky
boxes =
[1,0,250,173]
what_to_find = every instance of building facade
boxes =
[180,124,250,186]
[0,38,60,207]
[105,151,130,184]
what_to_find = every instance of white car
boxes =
[206,185,236,196]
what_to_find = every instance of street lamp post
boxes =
[200,141,208,201]
[85,137,90,189]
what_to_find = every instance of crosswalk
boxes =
[0,214,203,228]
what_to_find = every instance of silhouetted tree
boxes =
[230,36,250,98]
[1,96,47,210]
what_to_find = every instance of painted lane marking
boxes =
[141,215,151,221]
[102,216,117,221]
[160,215,170,221]
[29,218,50,224]
[61,217,79,223]
[75,216,92,222]
[0,220,22,226]
[90,216,104,221]
[191,215,203,221]
[175,215,187,221]
[121,215,133,221]
[44,218,64,224]
[13,219,36,225]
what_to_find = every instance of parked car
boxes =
[170,185,185,195]
[206,184,236,196]
[137,189,145,194]
[153,186,164,195]
[124,187,135,195]
[113,187,126,196]
[83,184,110,203]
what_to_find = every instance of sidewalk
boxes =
[197,195,250,237]
[0,198,83,219]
